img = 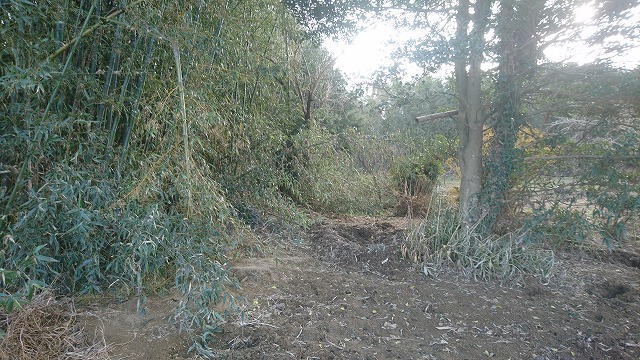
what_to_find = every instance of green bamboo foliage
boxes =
[0,0,354,352]
[2,1,96,232]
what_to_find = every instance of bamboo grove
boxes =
[0,0,361,351]
[2,0,640,355]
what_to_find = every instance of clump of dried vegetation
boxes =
[0,291,110,360]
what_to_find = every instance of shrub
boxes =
[292,127,396,215]
[391,154,444,217]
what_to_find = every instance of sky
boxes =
[324,4,640,84]
[324,24,423,83]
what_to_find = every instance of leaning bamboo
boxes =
[172,43,192,215]
[46,0,144,62]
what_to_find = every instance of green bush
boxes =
[390,153,444,216]
[391,154,443,194]
[291,127,396,215]
[511,130,640,248]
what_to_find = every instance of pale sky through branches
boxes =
[325,4,640,83]
[324,24,424,83]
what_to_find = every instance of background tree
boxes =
[388,0,639,234]
[290,41,336,127]
[481,0,544,232]
[451,0,492,228]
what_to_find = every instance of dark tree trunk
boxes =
[483,0,543,233]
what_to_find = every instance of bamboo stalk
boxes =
[112,33,142,148]
[119,36,155,173]
[172,43,191,215]
[106,33,138,158]
[211,0,229,65]
[46,0,144,62]
[96,25,123,127]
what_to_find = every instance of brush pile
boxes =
[0,291,109,360]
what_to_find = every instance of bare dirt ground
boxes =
[80,215,640,359]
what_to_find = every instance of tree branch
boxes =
[415,109,458,122]
[524,155,640,161]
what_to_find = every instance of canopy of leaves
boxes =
[282,0,367,39]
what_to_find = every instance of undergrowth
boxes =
[0,160,241,353]
[292,127,396,215]
[402,188,555,284]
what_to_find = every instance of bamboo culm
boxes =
[118,36,155,174]
[172,43,192,215]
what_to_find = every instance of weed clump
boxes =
[402,193,554,284]
[391,154,443,217]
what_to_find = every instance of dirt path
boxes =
[84,216,640,359]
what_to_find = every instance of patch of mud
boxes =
[79,295,192,359]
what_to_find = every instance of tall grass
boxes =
[402,185,554,284]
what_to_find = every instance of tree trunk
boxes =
[483,0,542,233]
[304,90,313,126]
[455,0,492,229]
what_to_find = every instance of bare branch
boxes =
[524,155,640,161]
[415,109,458,123]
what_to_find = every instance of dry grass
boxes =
[0,291,111,360]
